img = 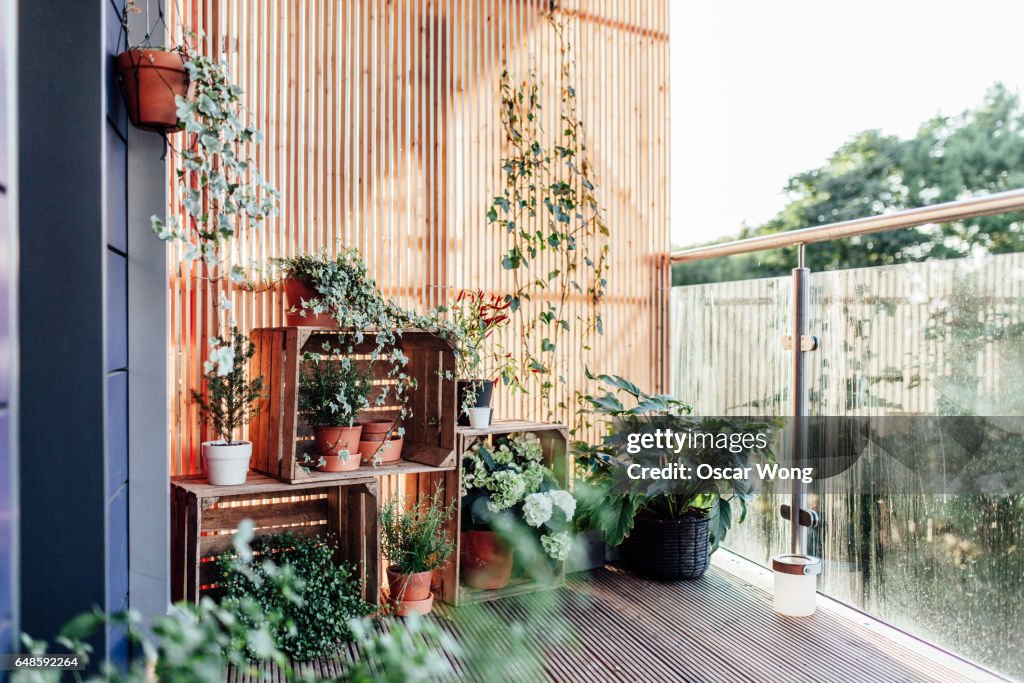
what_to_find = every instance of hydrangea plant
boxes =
[461,432,576,561]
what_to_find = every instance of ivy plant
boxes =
[487,13,609,425]
[150,44,279,381]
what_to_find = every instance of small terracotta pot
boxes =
[386,566,433,602]
[312,425,362,471]
[115,49,188,133]
[284,277,338,328]
[358,418,397,439]
[460,530,513,590]
[388,592,434,618]
[359,434,404,464]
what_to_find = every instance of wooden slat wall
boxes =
[167,0,670,475]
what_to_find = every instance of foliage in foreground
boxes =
[12,519,573,682]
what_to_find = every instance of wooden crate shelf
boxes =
[171,473,380,605]
[249,326,457,484]
[441,420,570,606]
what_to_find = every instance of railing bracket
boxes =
[780,504,819,528]
[781,334,819,351]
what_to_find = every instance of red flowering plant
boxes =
[444,290,520,415]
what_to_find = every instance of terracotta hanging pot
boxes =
[312,425,362,471]
[284,277,338,328]
[115,49,188,133]
[460,530,513,590]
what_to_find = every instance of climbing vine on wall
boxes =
[488,13,609,426]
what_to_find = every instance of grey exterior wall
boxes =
[14,0,163,664]
[0,0,18,663]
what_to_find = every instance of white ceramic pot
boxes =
[468,407,492,428]
[202,440,253,486]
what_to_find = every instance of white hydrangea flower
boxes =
[548,489,576,521]
[522,492,553,528]
[541,531,573,561]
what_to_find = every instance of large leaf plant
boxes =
[574,370,783,551]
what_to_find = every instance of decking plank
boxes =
[228,560,1009,682]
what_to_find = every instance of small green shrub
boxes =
[217,532,375,661]
[298,348,373,428]
[380,486,456,574]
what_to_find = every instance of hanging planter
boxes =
[115,48,188,133]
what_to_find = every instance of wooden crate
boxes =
[171,473,380,604]
[249,326,457,484]
[441,420,570,606]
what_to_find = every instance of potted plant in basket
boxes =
[575,370,783,580]
[460,433,575,590]
[380,486,456,616]
[298,346,373,472]
[193,328,265,485]
[446,290,516,427]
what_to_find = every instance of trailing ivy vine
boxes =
[487,13,609,423]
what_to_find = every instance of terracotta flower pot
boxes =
[460,530,513,590]
[115,49,188,133]
[359,434,404,464]
[388,592,434,618]
[386,566,433,602]
[284,277,338,328]
[358,418,397,439]
[312,425,362,471]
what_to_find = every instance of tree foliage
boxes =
[674,84,1024,285]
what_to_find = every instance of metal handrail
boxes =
[670,187,1024,263]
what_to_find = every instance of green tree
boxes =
[674,84,1024,285]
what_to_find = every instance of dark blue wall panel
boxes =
[107,372,128,497]
[106,131,127,253]
[106,250,128,371]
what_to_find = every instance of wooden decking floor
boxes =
[233,553,1009,683]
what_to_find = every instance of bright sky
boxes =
[669,0,1024,248]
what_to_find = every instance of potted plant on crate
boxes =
[574,370,782,580]
[380,486,456,616]
[298,347,372,472]
[460,433,575,590]
[446,290,516,427]
[193,328,265,486]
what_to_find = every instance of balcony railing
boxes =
[669,189,1024,680]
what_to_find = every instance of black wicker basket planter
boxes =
[621,514,711,580]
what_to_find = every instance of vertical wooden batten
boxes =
[168,0,670,476]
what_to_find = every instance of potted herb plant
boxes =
[298,347,372,472]
[193,328,264,486]
[380,486,456,616]
[446,290,515,427]
[460,433,575,589]
[575,370,782,580]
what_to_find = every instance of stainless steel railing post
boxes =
[791,244,809,555]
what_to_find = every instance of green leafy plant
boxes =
[574,369,782,550]
[298,347,373,428]
[488,12,609,423]
[380,485,456,574]
[274,250,426,427]
[191,327,264,444]
[462,433,576,561]
[217,531,375,662]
